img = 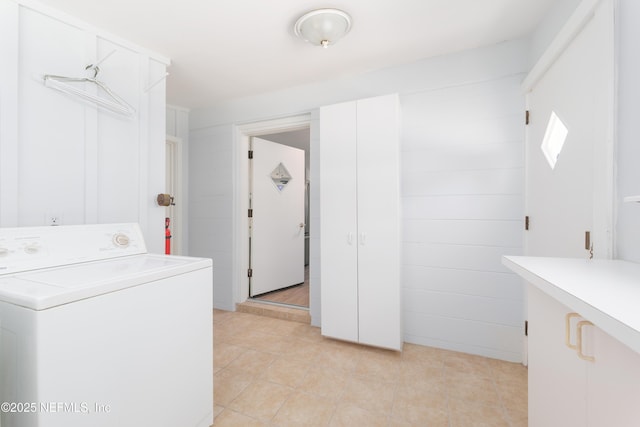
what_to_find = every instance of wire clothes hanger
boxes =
[43,63,136,117]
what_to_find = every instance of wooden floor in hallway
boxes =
[253,266,309,308]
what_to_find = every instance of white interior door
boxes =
[525,3,613,258]
[250,137,305,296]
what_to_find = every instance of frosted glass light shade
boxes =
[294,9,352,48]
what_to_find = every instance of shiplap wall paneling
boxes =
[400,77,525,362]
[189,125,234,309]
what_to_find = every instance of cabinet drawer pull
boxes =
[565,313,581,350]
[576,320,595,362]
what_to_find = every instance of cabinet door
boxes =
[319,101,359,343]
[587,326,640,427]
[528,285,587,427]
[356,94,402,350]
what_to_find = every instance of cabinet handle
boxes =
[347,232,354,245]
[565,313,581,350]
[576,320,595,362]
[359,232,366,245]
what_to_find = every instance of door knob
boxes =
[157,194,175,206]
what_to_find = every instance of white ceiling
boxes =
[36,0,556,109]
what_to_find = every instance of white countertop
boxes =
[503,256,640,355]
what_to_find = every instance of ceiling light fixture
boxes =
[294,8,352,48]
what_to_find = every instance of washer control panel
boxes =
[0,223,147,275]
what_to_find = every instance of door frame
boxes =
[165,135,184,255]
[233,114,312,306]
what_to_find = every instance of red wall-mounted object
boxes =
[165,217,171,255]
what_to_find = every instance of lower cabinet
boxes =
[587,326,640,426]
[528,285,587,427]
[528,284,640,426]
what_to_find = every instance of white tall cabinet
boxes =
[319,94,402,351]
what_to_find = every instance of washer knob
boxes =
[113,233,130,247]
[24,244,39,254]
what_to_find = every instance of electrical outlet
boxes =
[46,214,62,226]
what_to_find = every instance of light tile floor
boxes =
[213,309,527,426]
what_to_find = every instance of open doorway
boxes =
[249,129,310,308]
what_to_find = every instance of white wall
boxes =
[528,0,583,68]
[616,0,640,262]
[167,105,190,141]
[401,77,525,361]
[190,39,528,130]
[189,124,235,308]
[308,111,320,324]
[189,39,528,361]
[0,0,168,252]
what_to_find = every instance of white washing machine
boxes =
[0,223,213,427]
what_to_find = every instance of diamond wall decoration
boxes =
[271,162,292,192]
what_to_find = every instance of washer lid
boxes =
[0,254,212,310]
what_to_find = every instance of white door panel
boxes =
[250,137,305,296]
[319,101,359,342]
[525,6,611,258]
[356,95,401,349]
